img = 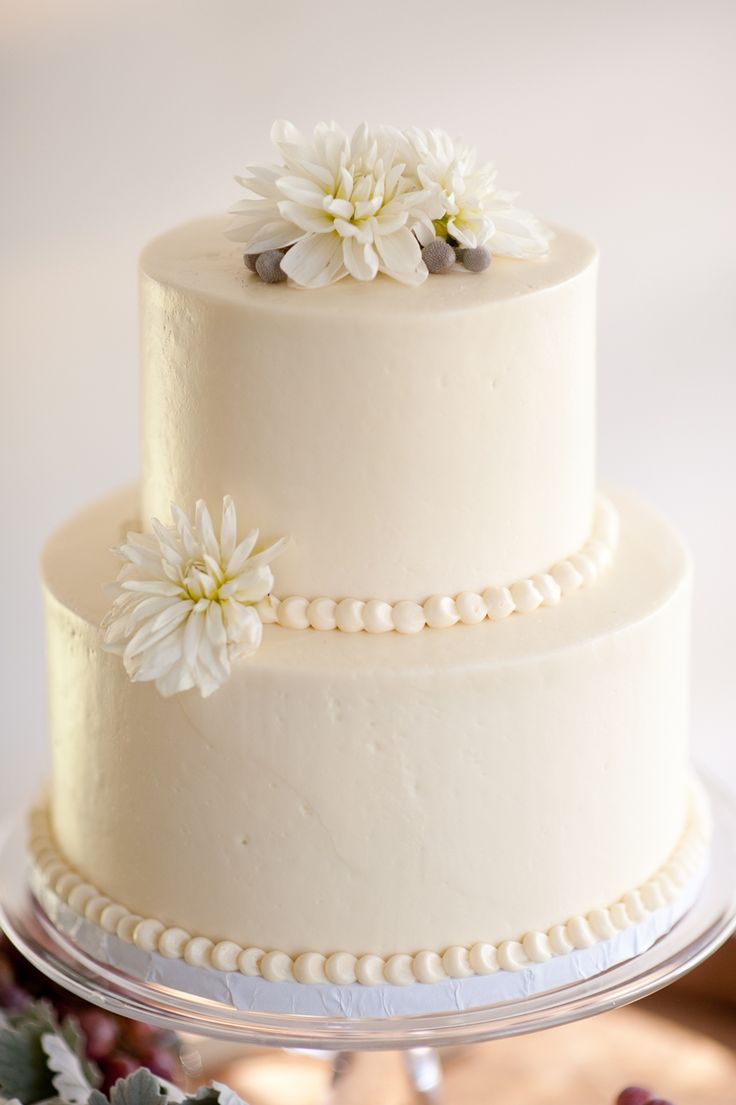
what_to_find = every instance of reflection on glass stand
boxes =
[2,778,735,1103]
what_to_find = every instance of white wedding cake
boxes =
[28,122,708,1001]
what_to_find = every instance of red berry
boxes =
[617,1090,652,1105]
[78,1008,119,1060]
[121,1019,159,1049]
[100,1053,138,1091]
[141,1046,180,1080]
[0,981,31,1011]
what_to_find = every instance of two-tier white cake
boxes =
[28,122,708,1004]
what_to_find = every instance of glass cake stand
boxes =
[1,776,735,1102]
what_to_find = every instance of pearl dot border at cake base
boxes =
[26,780,710,988]
[258,496,619,634]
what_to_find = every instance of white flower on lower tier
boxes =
[101,498,287,698]
[226,120,432,287]
[403,126,552,257]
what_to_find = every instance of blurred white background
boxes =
[2,0,735,808]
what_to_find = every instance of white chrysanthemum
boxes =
[226,120,432,288]
[101,498,287,698]
[404,126,552,257]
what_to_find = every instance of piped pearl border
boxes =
[27,782,709,987]
[257,497,619,634]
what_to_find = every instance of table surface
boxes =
[209,1004,735,1105]
[205,943,736,1105]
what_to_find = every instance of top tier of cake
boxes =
[140,217,597,603]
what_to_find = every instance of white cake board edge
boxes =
[29,863,707,1018]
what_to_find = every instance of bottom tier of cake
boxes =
[28,780,709,1002]
[37,486,695,986]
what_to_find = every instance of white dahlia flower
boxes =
[226,120,432,287]
[101,497,287,698]
[403,126,552,257]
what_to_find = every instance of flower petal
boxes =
[280,233,346,288]
[246,534,290,568]
[121,579,184,596]
[276,176,328,207]
[228,604,263,660]
[182,606,206,668]
[323,196,354,219]
[127,631,184,682]
[371,205,408,236]
[226,219,303,252]
[123,601,192,661]
[270,118,306,150]
[342,237,379,282]
[170,504,199,558]
[195,499,219,560]
[278,200,335,235]
[156,664,196,698]
[225,528,259,576]
[221,563,274,602]
[220,496,237,562]
[374,225,423,278]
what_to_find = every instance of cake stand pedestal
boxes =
[2,778,735,1103]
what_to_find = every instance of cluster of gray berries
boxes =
[421,237,491,275]
[244,237,491,284]
[244,248,289,283]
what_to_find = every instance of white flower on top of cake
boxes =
[403,126,552,258]
[226,120,433,287]
[101,497,287,698]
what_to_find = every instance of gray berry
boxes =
[255,250,287,284]
[422,238,455,274]
[243,252,260,272]
[462,246,491,273]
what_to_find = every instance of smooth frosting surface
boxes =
[140,217,598,602]
[43,486,692,959]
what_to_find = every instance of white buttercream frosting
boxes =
[266,497,618,634]
[27,782,710,987]
[293,952,327,984]
[184,936,214,968]
[41,486,694,968]
[140,217,598,604]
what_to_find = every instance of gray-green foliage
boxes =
[181,1091,220,1105]
[109,1070,166,1105]
[0,1004,97,1103]
[0,1003,242,1105]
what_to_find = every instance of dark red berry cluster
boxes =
[617,1086,675,1105]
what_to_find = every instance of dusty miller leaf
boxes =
[41,1034,92,1104]
[0,1003,58,1102]
[56,1020,98,1091]
[0,1002,100,1104]
[181,1091,219,1105]
[110,1069,168,1105]
[210,1085,248,1105]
